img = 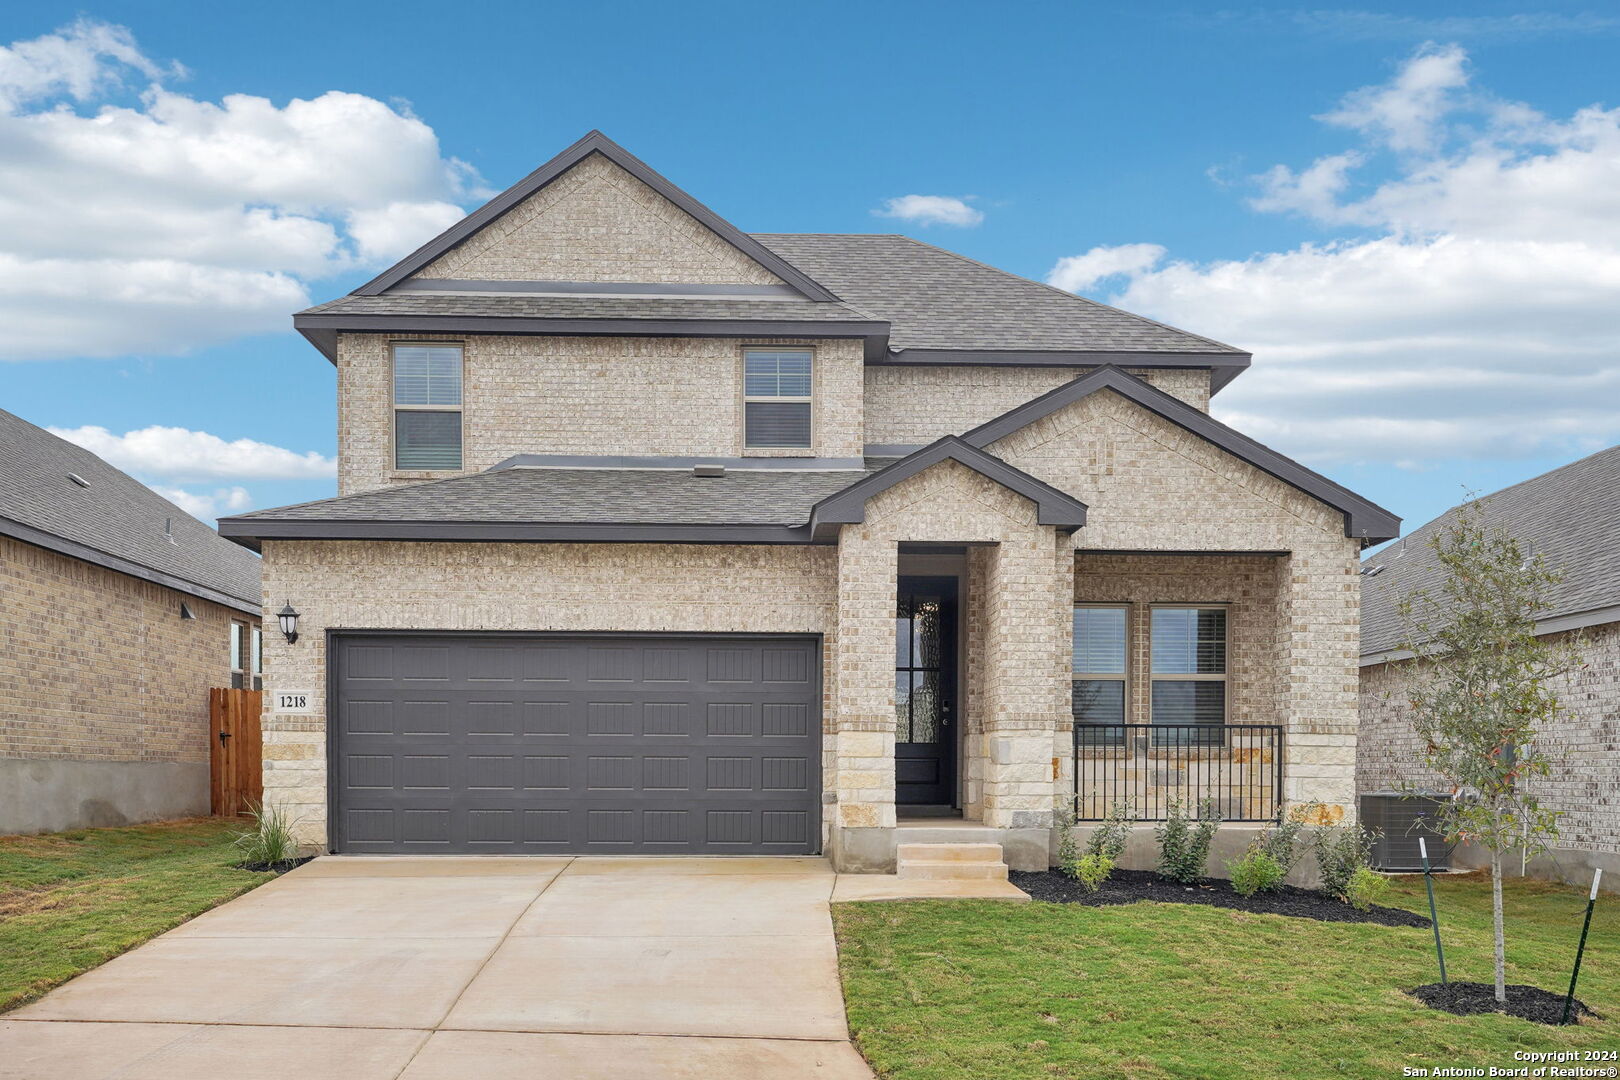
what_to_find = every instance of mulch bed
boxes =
[234,856,315,874]
[1409,981,1595,1025]
[1009,868,1431,928]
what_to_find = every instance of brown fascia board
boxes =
[806,436,1088,541]
[878,348,1252,394]
[1,514,260,616]
[960,365,1402,544]
[294,315,891,365]
[350,130,840,302]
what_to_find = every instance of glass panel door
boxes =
[894,576,957,806]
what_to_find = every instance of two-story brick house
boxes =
[219,131,1399,871]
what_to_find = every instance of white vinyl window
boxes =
[743,348,812,449]
[1072,605,1129,746]
[1149,606,1228,744]
[393,344,463,469]
[230,621,248,690]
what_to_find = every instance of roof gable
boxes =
[355,131,838,301]
[808,436,1087,539]
[960,366,1400,544]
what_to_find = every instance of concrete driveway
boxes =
[0,856,874,1079]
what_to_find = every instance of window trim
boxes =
[1072,603,1131,744]
[740,345,815,452]
[230,620,248,690]
[1147,604,1230,726]
[391,341,465,472]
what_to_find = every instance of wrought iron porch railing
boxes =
[1072,723,1283,822]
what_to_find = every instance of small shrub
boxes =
[230,801,301,865]
[1054,797,1081,878]
[1156,798,1221,884]
[1084,800,1133,862]
[1075,854,1114,892]
[1227,849,1285,897]
[1252,804,1315,874]
[1314,821,1379,901]
[1344,866,1391,911]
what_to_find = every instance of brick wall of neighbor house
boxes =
[985,388,1363,821]
[257,540,839,849]
[862,366,1211,446]
[1359,620,1620,858]
[412,152,785,285]
[337,334,866,494]
[0,536,251,834]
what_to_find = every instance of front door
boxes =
[894,576,957,806]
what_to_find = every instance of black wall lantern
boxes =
[277,603,301,645]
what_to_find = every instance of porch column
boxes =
[977,532,1072,831]
[831,526,898,836]
[1277,539,1361,823]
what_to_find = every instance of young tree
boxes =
[1396,498,1582,1002]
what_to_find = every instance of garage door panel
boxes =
[332,634,821,855]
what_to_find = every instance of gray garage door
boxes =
[330,633,822,855]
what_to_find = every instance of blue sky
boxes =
[3,2,1618,538]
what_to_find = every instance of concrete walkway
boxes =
[0,856,874,1079]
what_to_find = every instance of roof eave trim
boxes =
[216,518,816,550]
[1,514,259,616]
[294,314,890,366]
[960,365,1401,544]
[876,349,1251,395]
[349,131,840,302]
[807,435,1088,540]
[1361,601,1620,666]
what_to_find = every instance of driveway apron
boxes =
[0,856,873,1080]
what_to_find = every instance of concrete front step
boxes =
[895,860,1010,881]
[895,841,1010,881]
[896,842,1003,864]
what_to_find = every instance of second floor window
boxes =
[743,348,812,449]
[394,344,463,470]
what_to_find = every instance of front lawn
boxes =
[834,871,1616,1080]
[0,817,270,1012]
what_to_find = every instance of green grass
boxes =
[0,817,271,1013]
[833,871,1617,1080]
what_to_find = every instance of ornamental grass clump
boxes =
[230,801,301,866]
[1156,798,1219,884]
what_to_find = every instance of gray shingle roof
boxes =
[752,234,1245,355]
[299,293,880,323]
[0,408,261,611]
[228,466,867,527]
[1360,444,1620,657]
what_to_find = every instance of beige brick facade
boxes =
[1360,620,1620,857]
[413,153,784,285]
[338,333,865,494]
[0,536,249,765]
[863,365,1210,446]
[262,381,1367,862]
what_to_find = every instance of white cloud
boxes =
[1046,44,1620,469]
[49,424,336,481]
[1047,243,1167,292]
[150,485,253,522]
[0,19,481,361]
[874,194,984,227]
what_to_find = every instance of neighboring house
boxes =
[218,131,1399,871]
[0,408,263,835]
[1359,445,1620,889]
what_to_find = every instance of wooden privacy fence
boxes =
[209,687,263,816]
